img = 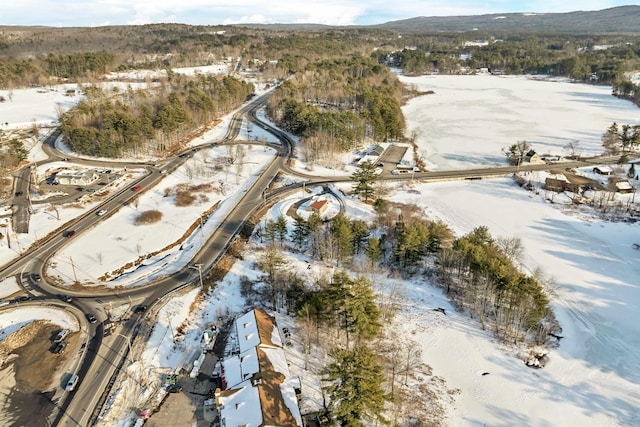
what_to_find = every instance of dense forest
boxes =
[1,21,639,160]
[57,75,254,157]
[265,56,408,167]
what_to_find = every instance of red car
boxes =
[132,185,142,191]
[63,230,75,238]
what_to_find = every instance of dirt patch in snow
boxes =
[0,320,79,426]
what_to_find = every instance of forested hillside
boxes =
[1,8,639,156]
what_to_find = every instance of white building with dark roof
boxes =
[55,169,99,186]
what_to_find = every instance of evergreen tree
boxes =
[351,160,378,202]
[291,216,310,249]
[628,163,636,179]
[346,277,382,344]
[262,218,278,245]
[258,244,288,308]
[323,346,387,426]
[365,237,383,267]
[350,220,370,254]
[331,213,354,265]
[275,214,288,247]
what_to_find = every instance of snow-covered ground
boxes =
[2,73,640,426]
[47,143,277,288]
[402,74,640,170]
[0,306,79,343]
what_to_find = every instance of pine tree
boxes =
[346,277,382,344]
[351,160,378,202]
[276,214,288,247]
[364,237,383,267]
[291,216,310,249]
[323,346,387,426]
[258,244,288,308]
[350,220,370,254]
[262,218,278,245]
[331,213,354,265]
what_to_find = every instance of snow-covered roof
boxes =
[593,165,613,173]
[615,181,633,191]
[219,309,302,426]
[222,347,260,389]
[217,383,263,427]
[358,154,380,165]
[235,309,282,353]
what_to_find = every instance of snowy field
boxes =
[401,74,640,170]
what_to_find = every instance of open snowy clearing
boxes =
[402,74,640,170]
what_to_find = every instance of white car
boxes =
[65,374,79,391]
[96,209,107,216]
[54,329,69,343]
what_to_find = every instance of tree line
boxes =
[601,122,640,154]
[612,78,640,107]
[435,227,558,344]
[378,33,640,83]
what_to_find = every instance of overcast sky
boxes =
[1,1,633,27]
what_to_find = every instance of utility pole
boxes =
[70,256,78,283]
[118,333,150,388]
[189,264,204,289]
[166,315,176,344]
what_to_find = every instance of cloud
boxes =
[0,0,631,27]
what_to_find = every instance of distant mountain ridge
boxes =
[238,6,640,34]
[375,6,640,34]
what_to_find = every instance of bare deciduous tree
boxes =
[563,140,581,159]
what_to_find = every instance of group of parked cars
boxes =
[50,328,69,354]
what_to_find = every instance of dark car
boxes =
[32,273,42,282]
[133,304,148,314]
[15,295,31,303]
[63,230,76,238]
[51,341,68,354]
[58,294,72,303]
[166,384,183,393]
[14,191,23,196]
[86,313,97,323]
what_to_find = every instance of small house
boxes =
[524,150,543,164]
[307,199,328,215]
[593,166,613,175]
[544,177,580,193]
[609,178,635,193]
